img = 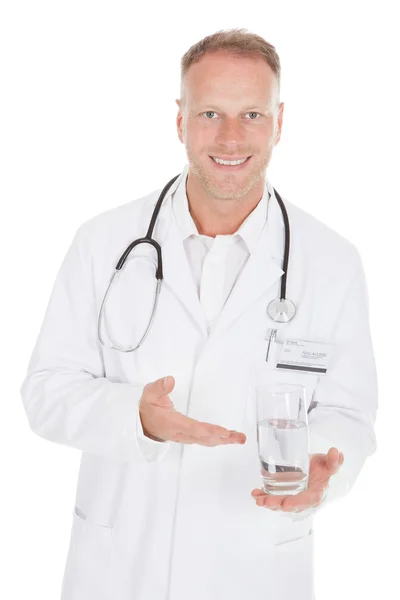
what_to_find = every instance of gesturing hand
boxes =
[139,376,246,446]
[251,447,344,513]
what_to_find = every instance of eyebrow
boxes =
[203,105,266,111]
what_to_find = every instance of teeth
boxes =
[212,157,248,166]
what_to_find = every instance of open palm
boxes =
[251,447,344,513]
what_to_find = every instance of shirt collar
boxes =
[172,164,271,254]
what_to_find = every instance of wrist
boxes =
[143,429,166,443]
[139,412,166,443]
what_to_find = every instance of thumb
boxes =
[325,447,344,472]
[155,375,175,396]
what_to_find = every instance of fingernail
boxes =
[163,376,168,389]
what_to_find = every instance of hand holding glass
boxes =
[256,384,310,496]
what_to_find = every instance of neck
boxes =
[185,171,266,237]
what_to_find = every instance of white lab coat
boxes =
[20,165,378,600]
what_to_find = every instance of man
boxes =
[20,28,377,600]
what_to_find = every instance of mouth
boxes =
[209,156,252,171]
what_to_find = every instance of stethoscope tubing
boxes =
[97,172,294,351]
[272,188,290,301]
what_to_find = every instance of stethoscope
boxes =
[97,173,296,352]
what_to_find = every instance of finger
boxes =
[228,430,247,444]
[251,489,265,497]
[280,489,321,512]
[252,491,284,509]
[170,411,246,445]
[175,434,240,447]
[255,497,283,509]
[170,412,222,438]
[193,422,237,440]
[191,434,239,447]
[250,488,279,499]
[324,448,344,473]
[251,487,318,511]
[172,431,227,446]
[197,436,238,447]
[188,420,245,444]
[198,431,247,447]
[172,414,227,439]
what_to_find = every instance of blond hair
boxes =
[180,28,281,108]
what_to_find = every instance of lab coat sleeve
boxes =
[305,249,378,514]
[20,223,171,465]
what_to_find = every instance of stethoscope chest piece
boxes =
[267,297,296,323]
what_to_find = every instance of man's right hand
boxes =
[139,376,246,446]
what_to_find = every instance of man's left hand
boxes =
[251,447,344,513]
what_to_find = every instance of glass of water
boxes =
[256,384,310,496]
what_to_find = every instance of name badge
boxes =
[276,339,334,375]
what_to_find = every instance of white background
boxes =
[1,1,398,598]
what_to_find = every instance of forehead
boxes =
[184,51,276,105]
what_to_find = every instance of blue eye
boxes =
[202,111,261,119]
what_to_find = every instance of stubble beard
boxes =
[186,150,272,202]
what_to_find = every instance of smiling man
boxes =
[176,49,281,235]
[21,28,377,600]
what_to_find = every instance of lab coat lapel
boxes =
[142,173,297,341]
[153,194,210,338]
[209,185,286,339]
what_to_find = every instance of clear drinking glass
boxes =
[256,383,310,496]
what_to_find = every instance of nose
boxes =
[214,117,246,148]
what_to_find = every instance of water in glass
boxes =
[256,384,310,495]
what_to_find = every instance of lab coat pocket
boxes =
[273,529,315,600]
[61,506,114,600]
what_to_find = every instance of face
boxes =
[176,51,284,202]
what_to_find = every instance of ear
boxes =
[273,102,284,146]
[176,99,184,144]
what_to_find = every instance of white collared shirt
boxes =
[172,175,270,331]
[137,172,272,457]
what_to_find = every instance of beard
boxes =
[185,148,272,202]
